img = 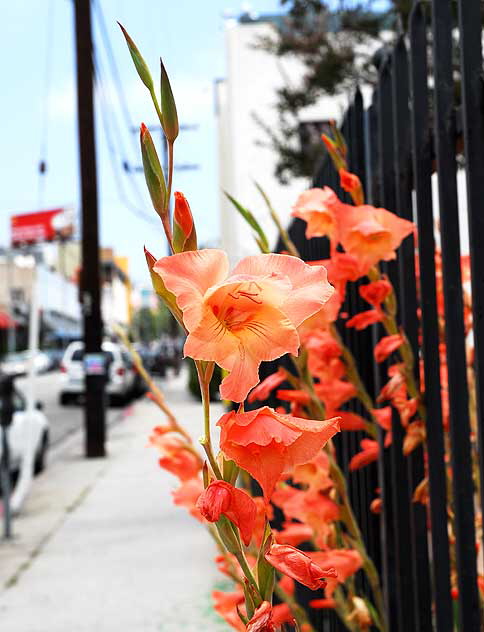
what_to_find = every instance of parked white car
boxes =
[1,389,50,474]
[59,341,137,405]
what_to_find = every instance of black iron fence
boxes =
[276,1,484,630]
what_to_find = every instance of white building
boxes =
[215,13,350,265]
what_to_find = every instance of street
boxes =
[15,371,134,446]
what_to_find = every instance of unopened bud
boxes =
[160,58,179,142]
[173,192,197,252]
[140,124,167,218]
[118,24,153,91]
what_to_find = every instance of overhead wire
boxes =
[38,0,55,207]
[91,0,159,228]
[92,0,140,154]
[93,42,159,228]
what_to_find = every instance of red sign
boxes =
[11,208,74,247]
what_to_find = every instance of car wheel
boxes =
[34,431,49,474]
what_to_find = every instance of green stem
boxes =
[150,87,164,130]
[197,362,222,480]
[167,140,174,208]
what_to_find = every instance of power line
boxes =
[38,0,56,207]
[91,8,159,228]
[92,0,139,155]
[93,46,159,227]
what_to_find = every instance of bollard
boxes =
[0,374,14,539]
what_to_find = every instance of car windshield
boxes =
[70,349,114,363]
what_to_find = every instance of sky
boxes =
[0,0,388,287]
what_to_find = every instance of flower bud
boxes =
[264,543,337,591]
[140,124,167,218]
[196,481,257,546]
[198,483,231,522]
[160,58,179,142]
[173,192,197,253]
[118,24,154,91]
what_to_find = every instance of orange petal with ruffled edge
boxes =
[232,253,334,328]
[264,543,337,591]
[185,301,299,402]
[196,481,257,546]
[218,407,340,501]
[154,249,229,330]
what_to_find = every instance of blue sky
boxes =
[1,0,388,286]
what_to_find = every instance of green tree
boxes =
[257,1,407,184]
[131,303,174,343]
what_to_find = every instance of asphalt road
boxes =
[15,371,135,447]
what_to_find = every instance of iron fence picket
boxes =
[377,58,401,631]
[430,0,480,628]
[391,34,432,631]
[408,4,453,629]
[457,0,484,563]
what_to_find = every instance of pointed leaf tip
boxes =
[119,24,154,91]
[160,58,179,142]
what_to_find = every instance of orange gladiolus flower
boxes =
[291,451,334,495]
[349,439,379,471]
[374,334,404,363]
[276,389,311,405]
[196,481,257,546]
[359,279,392,307]
[154,250,333,402]
[172,478,204,521]
[247,601,275,632]
[314,379,357,411]
[345,309,383,330]
[291,187,344,242]
[339,168,361,193]
[274,522,314,547]
[149,433,201,481]
[247,367,287,403]
[272,487,340,545]
[212,589,245,631]
[218,407,340,502]
[309,549,363,597]
[337,411,367,431]
[310,598,337,609]
[337,204,414,268]
[264,543,337,591]
[272,603,294,627]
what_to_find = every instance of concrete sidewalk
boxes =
[0,369,231,631]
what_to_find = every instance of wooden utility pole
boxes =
[74,0,106,457]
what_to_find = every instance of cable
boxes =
[93,43,159,227]
[38,0,55,207]
[92,0,139,153]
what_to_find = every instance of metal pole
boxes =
[10,254,41,513]
[0,375,14,539]
[74,0,106,458]
[0,426,12,539]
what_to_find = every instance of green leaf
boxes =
[256,524,275,601]
[221,457,239,485]
[160,58,179,142]
[144,247,184,328]
[118,23,154,91]
[224,192,270,253]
